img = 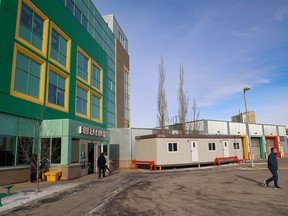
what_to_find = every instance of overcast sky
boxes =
[93,0,288,128]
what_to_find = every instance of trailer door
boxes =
[223,141,229,157]
[190,141,198,162]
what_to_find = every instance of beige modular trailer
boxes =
[135,134,243,166]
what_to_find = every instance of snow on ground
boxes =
[0,183,79,212]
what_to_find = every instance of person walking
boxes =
[97,153,106,179]
[264,147,281,189]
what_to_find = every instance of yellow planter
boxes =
[45,171,62,182]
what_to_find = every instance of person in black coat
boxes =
[264,147,281,189]
[97,153,106,178]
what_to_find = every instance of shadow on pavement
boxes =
[236,175,265,187]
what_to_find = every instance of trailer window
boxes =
[208,143,216,151]
[168,142,178,152]
[233,142,240,150]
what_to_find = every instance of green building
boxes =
[0,0,129,185]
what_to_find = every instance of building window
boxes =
[11,44,46,105]
[0,136,16,167]
[19,2,43,50]
[168,142,178,152]
[77,49,90,83]
[17,137,33,165]
[91,93,101,122]
[50,24,70,70]
[71,139,80,163]
[76,84,89,117]
[48,70,65,107]
[124,70,130,127]
[92,63,102,91]
[16,0,48,56]
[41,138,61,164]
[14,52,41,98]
[233,142,240,150]
[66,0,74,14]
[208,143,216,151]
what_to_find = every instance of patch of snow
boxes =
[0,183,79,212]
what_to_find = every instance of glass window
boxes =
[91,94,101,120]
[50,29,68,67]
[48,70,66,107]
[233,142,240,150]
[17,137,33,165]
[168,143,178,152]
[208,143,216,151]
[92,64,101,90]
[19,3,44,50]
[51,138,61,164]
[75,5,81,23]
[76,86,88,115]
[41,138,61,164]
[71,139,79,163]
[0,136,16,166]
[77,51,88,82]
[82,15,88,30]
[66,0,74,14]
[14,52,41,98]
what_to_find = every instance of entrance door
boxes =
[190,141,198,162]
[81,143,88,176]
[223,141,229,157]
[251,138,261,160]
[88,143,95,174]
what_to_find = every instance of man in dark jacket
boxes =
[264,147,280,189]
[97,153,106,179]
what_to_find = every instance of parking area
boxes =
[1,159,288,216]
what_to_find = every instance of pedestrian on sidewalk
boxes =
[264,147,281,189]
[97,153,106,179]
[104,152,111,173]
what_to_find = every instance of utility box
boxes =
[45,171,62,182]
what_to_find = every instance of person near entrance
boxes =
[104,152,111,173]
[97,153,106,179]
[264,147,281,189]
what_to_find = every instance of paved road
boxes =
[1,159,288,216]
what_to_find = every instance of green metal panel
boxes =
[259,137,266,159]
[0,0,111,129]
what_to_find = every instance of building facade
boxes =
[231,111,256,124]
[0,0,128,185]
[103,15,130,128]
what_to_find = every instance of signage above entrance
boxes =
[79,126,106,138]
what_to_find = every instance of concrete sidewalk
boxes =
[0,169,127,213]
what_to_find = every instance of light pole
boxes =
[243,86,254,167]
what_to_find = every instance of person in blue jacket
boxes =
[264,147,281,189]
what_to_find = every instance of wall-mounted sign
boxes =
[79,126,106,138]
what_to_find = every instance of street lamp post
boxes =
[243,86,254,167]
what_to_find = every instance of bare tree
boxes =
[178,64,189,134]
[18,107,60,192]
[190,98,201,134]
[157,57,169,134]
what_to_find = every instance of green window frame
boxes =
[14,52,41,98]
[48,70,66,107]
[76,86,88,115]
[77,51,89,82]
[91,94,101,121]
[19,2,44,50]
[50,29,68,67]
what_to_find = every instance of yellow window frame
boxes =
[10,43,46,105]
[48,22,71,72]
[91,60,103,93]
[76,47,91,85]
[15,0,49,57]
[91,91,103,124]
[46,64,69,113]
[75,81,91,120]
